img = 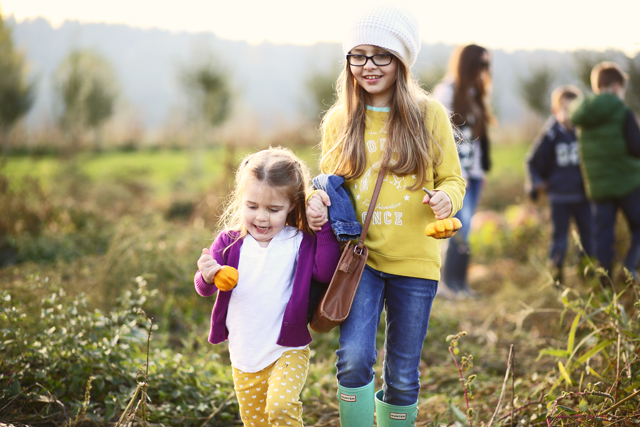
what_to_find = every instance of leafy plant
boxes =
[0,276,237,426]
[447,331,477,426]
[536,267,640,425]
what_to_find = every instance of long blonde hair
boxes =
[219,147,313,242]
[319,56,443,191]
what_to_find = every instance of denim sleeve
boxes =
[313,174,362,242]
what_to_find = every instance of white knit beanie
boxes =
[342,4,421,68]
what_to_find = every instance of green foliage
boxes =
[446,332,476,426]
[469,204,545,264]
[518,64,555,117]
[180,56,232,129]
[3,143,640,426]
[53,49,118,151]
[0,276,236,426]
[0,172,111,266]
[0,9,35,154]
[304,68,338,123]
[625,54,640,115]
[572,50,609,92]
[536,273,640,425]
[99,215,207,327]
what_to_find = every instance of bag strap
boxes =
[357,158,388,250]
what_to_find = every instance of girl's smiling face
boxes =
[241,178,293,247]
[349,44,398,107]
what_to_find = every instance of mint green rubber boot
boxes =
[337,379,375,427]
[374,390,418,426]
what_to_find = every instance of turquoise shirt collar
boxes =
[366,105,390,112]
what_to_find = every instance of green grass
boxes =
[1,142,523,194]
[490,141,529,176]
[2,146,322,198]
[3,149,218,197]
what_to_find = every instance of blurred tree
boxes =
[625,54,640,114]
[419,63,446,94]
[518,65,555,117]
[53,49,118,153]
[304,68,338,124]
[0,9,35,157]
[180,59,232,132]
[180,54,233,174]
[572,50,608,92]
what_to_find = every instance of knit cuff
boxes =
[315,222,339,246]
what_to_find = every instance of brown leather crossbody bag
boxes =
[309,162,387,333]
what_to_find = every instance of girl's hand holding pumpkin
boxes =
[197,248,239,291]
[197,248,222,285]
[422,189,452,220]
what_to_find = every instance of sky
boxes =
[2,0,639,55]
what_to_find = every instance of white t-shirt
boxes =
[226,226,305,372]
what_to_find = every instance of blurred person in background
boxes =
[570,61,640,287]
[432,44,495,297]
[526,85,594,285]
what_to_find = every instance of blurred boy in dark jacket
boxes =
[527,85,594,284]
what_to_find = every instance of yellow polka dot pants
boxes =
[232,347,310,427]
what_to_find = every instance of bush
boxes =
[470,204,546,264]
[0,172,112,266]
[0,276,237,426]
[98,216,212,336]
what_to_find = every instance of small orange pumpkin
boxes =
[425,218,462,239]
[214,266,239,291]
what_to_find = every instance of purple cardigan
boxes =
[194,223,340,347]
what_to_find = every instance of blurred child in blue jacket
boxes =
[527,85,594,284]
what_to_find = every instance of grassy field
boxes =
[1,142,638,427]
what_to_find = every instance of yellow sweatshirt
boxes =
[322,99,465,280]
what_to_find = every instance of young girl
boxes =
[432,44,495,296]
[310,5,465,426]
[194,147,340,427]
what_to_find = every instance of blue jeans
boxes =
[336,265,438,406]
[550,201,594,266]
[593,185,640,273]
[455,177,483,242]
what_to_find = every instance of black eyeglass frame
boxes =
[346,53,395,67]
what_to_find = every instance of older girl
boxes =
[312,5,465,426]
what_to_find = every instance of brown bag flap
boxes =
[318,243,368,322]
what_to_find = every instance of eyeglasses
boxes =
[346,53,395,67]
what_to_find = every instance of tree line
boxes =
[0,11,232,157]
[2,9,640,157]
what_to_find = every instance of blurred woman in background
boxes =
[432,44,495,297]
